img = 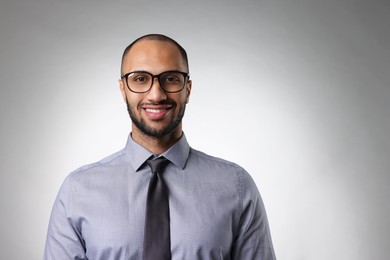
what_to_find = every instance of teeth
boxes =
[146,109,165,113]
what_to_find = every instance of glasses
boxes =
[121,70,190,93]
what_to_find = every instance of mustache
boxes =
[140,100,176,106]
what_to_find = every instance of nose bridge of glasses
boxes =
[144,74,169,98]
[151,74,165,91]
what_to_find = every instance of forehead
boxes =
[122,40,186,73]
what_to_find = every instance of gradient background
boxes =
[1,0,389,259]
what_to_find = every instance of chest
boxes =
[75,175,240,259]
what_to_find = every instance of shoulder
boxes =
[67,148,127,181]
[189,147,239,166]
[188,147,261,208]
[188,147,250,179]
[189,147,247,168]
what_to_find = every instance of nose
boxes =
[146,78,167,102]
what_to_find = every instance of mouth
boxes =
[141,103,174,120]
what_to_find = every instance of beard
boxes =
[126,97,186,138]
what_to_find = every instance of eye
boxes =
[129,73,150,84]
[134,76,146,82]
[163,73,182,84]
[167,76,180,82]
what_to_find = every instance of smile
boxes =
[141,104,174,120]
[145,108,168,113]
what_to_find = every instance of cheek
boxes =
[126,94,142,109]
[176,93,189,105]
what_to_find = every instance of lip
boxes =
[141,104,173,120]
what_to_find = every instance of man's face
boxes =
[119,40,191,138]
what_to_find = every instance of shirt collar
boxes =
[125,133,190,172]
[160,133,190,170]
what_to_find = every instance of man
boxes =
[44,34,276,259]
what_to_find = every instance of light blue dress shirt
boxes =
[44,134,276,259]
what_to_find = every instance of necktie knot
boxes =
[147,157,169,174]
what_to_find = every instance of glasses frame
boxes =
[121,70,190,94]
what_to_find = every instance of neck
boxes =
[131,126,183,155]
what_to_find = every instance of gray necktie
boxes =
[143,157,171,260]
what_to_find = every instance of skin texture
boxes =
[119,40,192,154]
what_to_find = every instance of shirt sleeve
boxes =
[43,176,87,260]
[231,170,276,260]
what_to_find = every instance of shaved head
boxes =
[121,34,189,75]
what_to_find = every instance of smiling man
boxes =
[44,34,276,260]
[119,37,191,154]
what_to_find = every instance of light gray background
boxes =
[1,0,389,259]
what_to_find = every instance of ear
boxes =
[185,80,192,104]
[119,79,127,102]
